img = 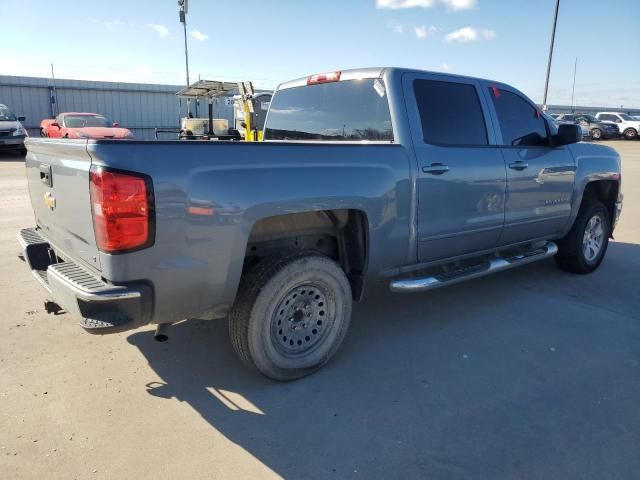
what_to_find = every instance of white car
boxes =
[595,112,640,140]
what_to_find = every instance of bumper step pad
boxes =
[18,227,148,335]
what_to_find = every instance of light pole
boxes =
[178,0,190,87]
[178,0,190,116]
[542,0,560,111]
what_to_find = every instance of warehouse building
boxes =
[0,75,270,139]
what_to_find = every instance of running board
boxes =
[390,242,558,293]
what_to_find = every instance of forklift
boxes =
[234,81,272,142]
[167,80,271,142]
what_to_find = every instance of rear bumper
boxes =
[18,227,152,334]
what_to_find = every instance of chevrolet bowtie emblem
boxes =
[44,192,56,211]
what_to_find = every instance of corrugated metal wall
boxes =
[0,75,250,139]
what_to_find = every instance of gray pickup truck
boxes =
[19,68,623,380]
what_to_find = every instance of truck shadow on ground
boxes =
[127,241,640,479]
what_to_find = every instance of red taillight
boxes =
[307,71,341,85]
[89,166,153,253]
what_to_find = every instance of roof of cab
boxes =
[276,67,501,91]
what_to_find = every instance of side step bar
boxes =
[390,242,558,293]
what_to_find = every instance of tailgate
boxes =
[25,138,100,272]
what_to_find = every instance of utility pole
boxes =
[178,0,190,115]
[542,0,560,111]
[570,57,577,112]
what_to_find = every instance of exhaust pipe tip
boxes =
[154,324,171,342]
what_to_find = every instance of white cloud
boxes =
[377,0,436,9]
[189,30,209,42]
[442,0,476,11]
[388,20,405,34]
[444,27,495,43]
[414,25,438,39]
[376,0,475,9]
[147,24,169,38]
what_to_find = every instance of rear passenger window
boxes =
[413,79,488,146]
[489,88,549,147]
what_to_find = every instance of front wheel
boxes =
[555,201,610,274]
[229,253,352,381]
[591,128,602,140]
[623,128,637,140]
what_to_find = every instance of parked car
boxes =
[0,104,28,154]
[549,114,590,140]
[555,113,619,140]
[19,67,623,381]
[595,112,640,140]
[40,112,134,139]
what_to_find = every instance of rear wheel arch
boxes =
[244,209,369,300]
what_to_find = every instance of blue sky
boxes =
[3,0,639,106]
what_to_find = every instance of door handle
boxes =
[422,163,449,175]
[508,161,529,171]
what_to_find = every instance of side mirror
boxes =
[18,116,25,122]
[51,122,60,128]
[112,122,120,128]
[615,118,622,123]
[553,123,581,146]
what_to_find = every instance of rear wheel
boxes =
[591,128,602,140]
[555,201,610,274]
[229,253,352,381]
[623,128,637,140]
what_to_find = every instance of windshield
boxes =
[0,106,17,121]
[64,115,112,128]
[264,79,393,141]
[619,114,634,121]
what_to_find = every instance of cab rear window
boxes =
[264,79,393,141]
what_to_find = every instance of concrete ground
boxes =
[1,141,639,480]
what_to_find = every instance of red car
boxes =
[40,112,134,139]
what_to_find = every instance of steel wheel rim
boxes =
[592,129,601,139]
[582,214,604,262]
[270,283,332,358]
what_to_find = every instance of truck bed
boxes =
[24,138,413,324]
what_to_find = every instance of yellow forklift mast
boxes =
[237,81,263,142]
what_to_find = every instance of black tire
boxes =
[229,253,352,381]
[591,128,602,140]
[623,128,637,140]
[555,201,610,274]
